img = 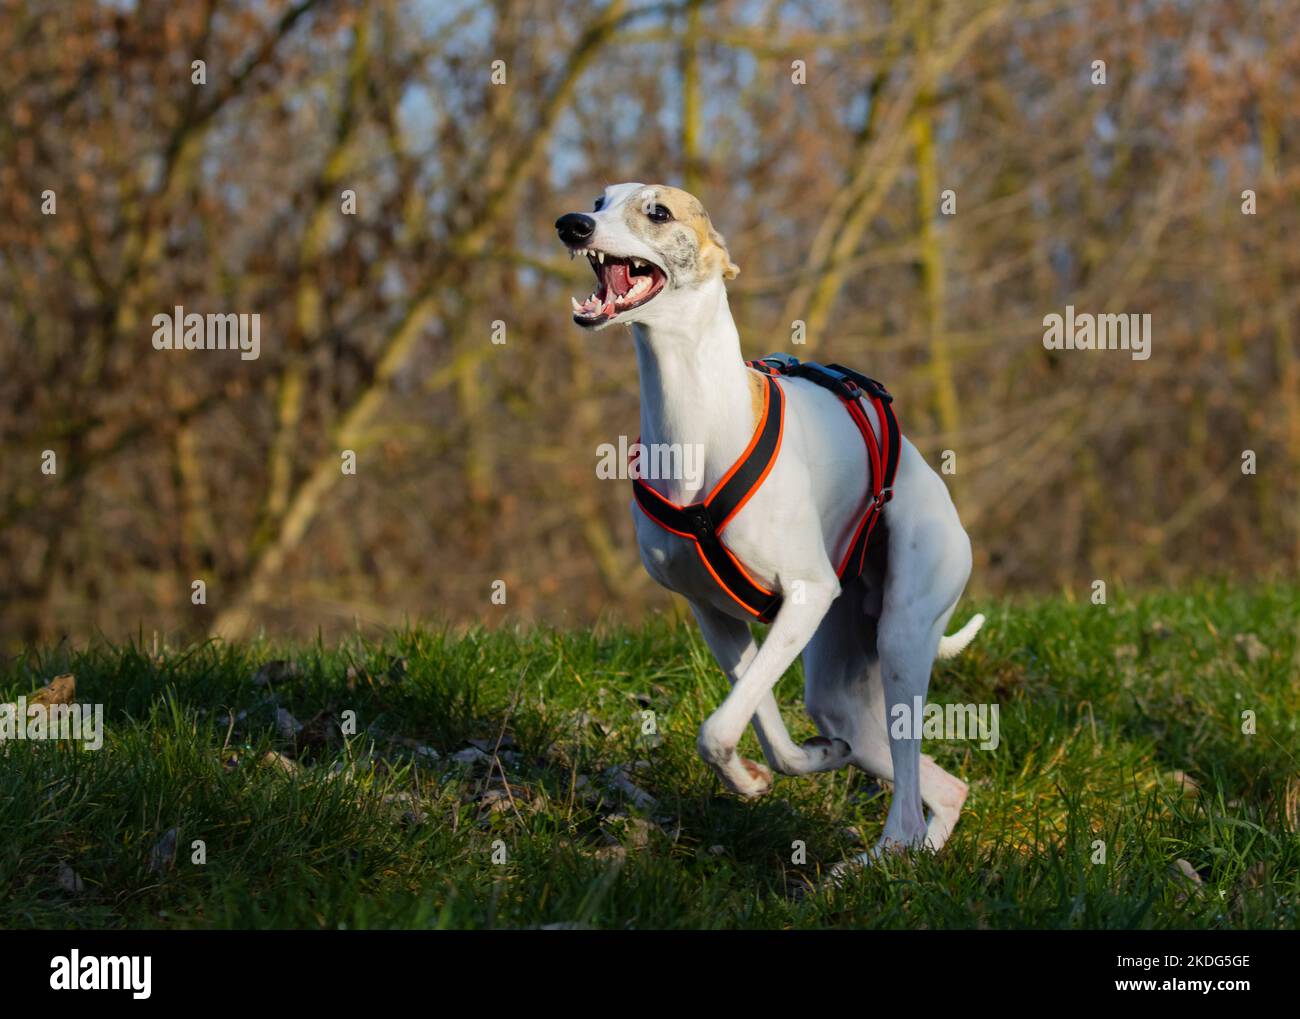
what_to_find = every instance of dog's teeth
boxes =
[597,251,605,264]
[571,296,582,313]
[633,258,643,268]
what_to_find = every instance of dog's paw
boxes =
[824,851,874,887]
[799,735,853,772]
[824,833,930,887]
[713,756,772,798]
[733,756,773,798]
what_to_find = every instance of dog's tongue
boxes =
[603,260,632,298]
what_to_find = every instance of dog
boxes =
[556,183,983,872]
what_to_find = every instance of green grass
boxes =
[2,586,1298,929]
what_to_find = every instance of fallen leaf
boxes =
[1172,858,1201,882]
[603,814,655,849]
[477,788,515,814]
[383,792,427,826]
[1234,633,1269,664]
[260,750,299,775]
[29,674,75,706]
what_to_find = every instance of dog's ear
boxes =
[708,225,740,280]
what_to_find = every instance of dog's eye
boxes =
[647,204,672,223]
[593,197,604,211]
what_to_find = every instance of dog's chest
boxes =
[630,500,770,619]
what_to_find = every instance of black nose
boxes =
[555,213,595,247]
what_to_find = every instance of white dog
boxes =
[557,183,983,870]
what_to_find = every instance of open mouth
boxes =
[569,249,667,324]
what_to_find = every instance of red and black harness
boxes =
[632,354,900,623]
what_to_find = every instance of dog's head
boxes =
[555,183,739,330]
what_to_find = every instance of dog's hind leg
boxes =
[692,603,853,785]
[808,584,970,881]
[812,641,969,858]
[861,497,974,861]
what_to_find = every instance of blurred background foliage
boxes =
[1,0,1297,646]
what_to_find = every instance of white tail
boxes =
[936,613,985,660]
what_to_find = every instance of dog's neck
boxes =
[632,277,756,502]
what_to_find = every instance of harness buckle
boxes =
[750,354,800,377]
[863,379,893,403]
[682,503,715,541]
[826,362,893,403]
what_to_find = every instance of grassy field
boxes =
[2,586,1297,929]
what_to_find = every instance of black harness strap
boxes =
[632,373,785,621]
[633,355,899,624]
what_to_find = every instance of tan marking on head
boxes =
[645,185,740,281]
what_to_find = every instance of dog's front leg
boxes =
[692,602,854,782]
[696,577,839,797]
